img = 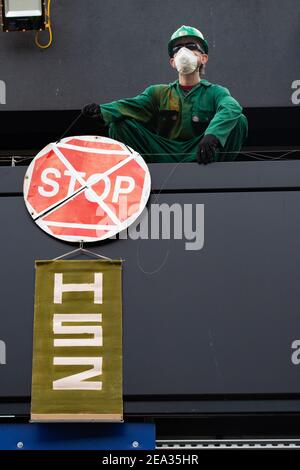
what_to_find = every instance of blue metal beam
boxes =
[0,423,155,450]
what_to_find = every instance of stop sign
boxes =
[24,135,151,242]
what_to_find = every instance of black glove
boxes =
[82,102,102,120]
[197,134,219,164]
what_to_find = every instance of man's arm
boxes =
[204,86,243,148]
[100,86,158,125]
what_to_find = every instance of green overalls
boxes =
[100,79,248,163]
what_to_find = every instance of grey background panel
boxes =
[1,164,300,397]
[4,160,300,195]
[0,0,299,110]
[123,191,300,395]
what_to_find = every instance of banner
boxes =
[31,260,123,422]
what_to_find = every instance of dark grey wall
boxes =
[0,0,299,110]
[2,162,300,411]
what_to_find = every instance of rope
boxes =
[56,112,83,143]
[35,0,53,49]
[1,148,300,165]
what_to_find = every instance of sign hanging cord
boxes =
[56,112,83,144]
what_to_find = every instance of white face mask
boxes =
[174,47,198,75]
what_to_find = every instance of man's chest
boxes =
[159,89,214,114]
[158,89,215,131]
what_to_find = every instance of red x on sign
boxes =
[24,136,151,242]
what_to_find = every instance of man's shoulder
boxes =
[146,83,175,91]
[202,80,230,95]
[142,84,172,95]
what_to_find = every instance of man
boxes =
[83,25,248,164]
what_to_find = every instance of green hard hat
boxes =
[168,25,209,56]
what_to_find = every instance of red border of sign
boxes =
[23,135,151,242]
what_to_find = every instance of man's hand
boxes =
[82,103,102,119]
[197,134,219,164]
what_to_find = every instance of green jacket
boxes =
[101,79,243,148]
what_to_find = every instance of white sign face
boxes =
[24,135,151,242]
